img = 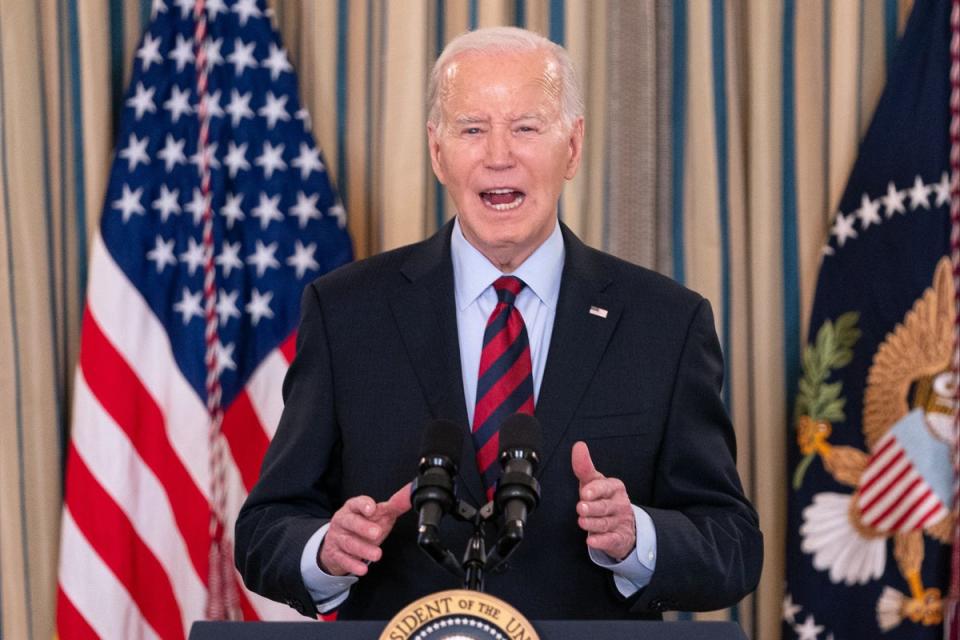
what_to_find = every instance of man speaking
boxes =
[235,26,762,620]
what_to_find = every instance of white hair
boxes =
[426,26,584,129]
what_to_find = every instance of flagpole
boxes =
[193,0,239,621]
[948,2,960,639]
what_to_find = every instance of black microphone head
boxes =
[498,414,542,459]
[418,418,464,465]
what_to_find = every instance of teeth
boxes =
[487,194,524,211]
[480,188,525,211]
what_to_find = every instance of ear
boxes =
[427,121,447,185]
[563,116,585,181]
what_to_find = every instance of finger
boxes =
[579,477,625,501]
[571,441,604,485]
[336,533,383,564]
[369,485,413,544]
[324,548,370,577]
[577,497,621,518]
[334,512,383,542]
[319,537,371,577]
[579,513,634,532]
[578,515,613,533]
[343,495,377,517]
[378,482,413,519]
[586,531,633,553]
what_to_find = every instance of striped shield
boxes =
[856,408,951,534]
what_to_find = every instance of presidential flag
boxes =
[56,0,352,636]
[784,0,955,638]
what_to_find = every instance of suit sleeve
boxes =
[234,283,341,618]
[630,298,763,614]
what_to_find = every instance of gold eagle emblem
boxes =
[795,257,957,631]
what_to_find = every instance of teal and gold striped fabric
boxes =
[0,1,914,638]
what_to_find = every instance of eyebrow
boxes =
[453,116,488,125]
[452,113,547,125]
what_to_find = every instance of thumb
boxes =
[379,482,413,519]
[571,441,603,485]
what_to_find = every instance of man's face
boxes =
[427,49,584,271]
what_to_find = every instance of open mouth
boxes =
[479,188,525,211]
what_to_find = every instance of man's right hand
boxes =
[318,484,412,577]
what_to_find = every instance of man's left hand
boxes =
[571,440,636,562]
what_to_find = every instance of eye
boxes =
[516,125,537,133]
[462,127,483,135]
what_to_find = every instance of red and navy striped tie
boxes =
[472,276,535,499]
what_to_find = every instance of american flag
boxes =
[56,0,352,636]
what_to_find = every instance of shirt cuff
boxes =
[587,505,657,597]
[299,523,359,612]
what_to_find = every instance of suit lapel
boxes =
[535,226,622,474]
[388,222,622,501]
[388,223,485,504]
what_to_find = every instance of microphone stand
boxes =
[414,418,542,593]
[459,500,496,591]
[462,526,486,591]
[417,494,526,593]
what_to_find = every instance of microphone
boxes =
[493,414,542,548]
[411,419,463,550]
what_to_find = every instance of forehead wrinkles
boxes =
[538,58,562,108]
[438,52,563,121]
[438,60,460,114]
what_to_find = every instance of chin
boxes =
[465,215,524,242]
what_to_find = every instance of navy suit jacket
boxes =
[235,221,762,620]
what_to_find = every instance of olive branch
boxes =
[792,311,861,489]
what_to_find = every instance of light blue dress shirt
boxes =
[300,219,657,611]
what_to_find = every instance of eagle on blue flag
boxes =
[784,0,956,638]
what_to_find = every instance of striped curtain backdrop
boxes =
[0,1,915,638]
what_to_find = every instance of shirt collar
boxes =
[451,217,565,311]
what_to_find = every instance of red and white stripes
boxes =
[57,236,304,637]
[857,435,948,533]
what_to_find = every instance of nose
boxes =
[483,127,515,170]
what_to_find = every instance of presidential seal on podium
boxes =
[380,590,539,640]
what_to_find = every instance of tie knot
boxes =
[493,276,525,305]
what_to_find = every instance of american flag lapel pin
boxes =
[589,306,608,318]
